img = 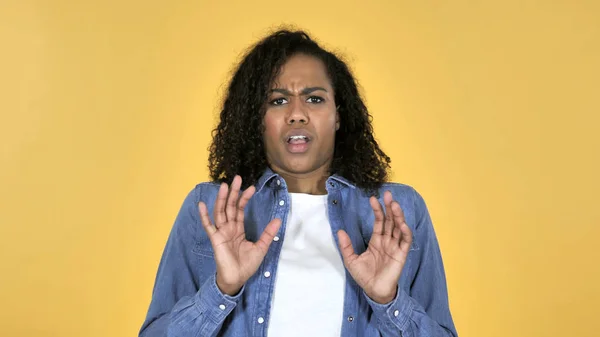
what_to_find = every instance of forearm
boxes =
[366,288,456,337]
[140,274,244,337]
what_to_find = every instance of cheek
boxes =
[324,114,339,135]
[328,117,339,145]
[262,114,280,145]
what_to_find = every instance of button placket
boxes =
[254,188,287,334]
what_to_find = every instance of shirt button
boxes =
[219,304,226,310]
[258,317,265,324]
[276,179,281,185]
[332,199,338,205]
[347,316,354,322]
[264,271,271,278]
[273,236,280,242]
[279,200,285,206]
[394,310,399,317]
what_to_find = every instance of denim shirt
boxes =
[139,169,458,337]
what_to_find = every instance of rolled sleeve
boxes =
[364,287,414,332]
[194,274,245,326]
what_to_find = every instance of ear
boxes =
[335,106,340,130]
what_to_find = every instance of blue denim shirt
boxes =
[140,169,457,336]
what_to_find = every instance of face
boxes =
[263,54,340,176]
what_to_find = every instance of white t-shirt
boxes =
[267,193,346,337]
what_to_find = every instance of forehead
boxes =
[273,54,332,88]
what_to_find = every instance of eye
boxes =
[306,96,324,103]
[269,97,288,106]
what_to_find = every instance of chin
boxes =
[268,151,331,176]
[271,157,310,173]
[282,163,315,174]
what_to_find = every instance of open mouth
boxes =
[286,135,310,153]
[287,135,309,144]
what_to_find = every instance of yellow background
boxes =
[1,1,599,336]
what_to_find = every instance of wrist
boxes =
[216,274,243,296]
[366,286,398,304]
[370,294,395,304]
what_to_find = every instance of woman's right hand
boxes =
[198,175,282,296]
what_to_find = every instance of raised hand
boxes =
[337,191,413,304]
[198,175,282,296]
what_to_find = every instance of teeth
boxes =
[288,135,308,142]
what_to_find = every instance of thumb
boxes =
[337,229,358,266]
[255,218,282,254]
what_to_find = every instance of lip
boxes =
[284,128,312,142]
[286,141,310,153]
[284,128,312,154]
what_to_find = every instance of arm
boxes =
[139,185,243,337]
[365,189,458,336]
[140,176,281,337]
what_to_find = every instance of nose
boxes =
[286,97,309,125]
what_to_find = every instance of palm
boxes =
[338,191,412,304]
[210,227,272,286]
[199,175,281,295]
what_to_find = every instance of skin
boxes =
[263,53,339,195]
[198,54,413,304]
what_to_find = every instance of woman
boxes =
[140,29,457,337]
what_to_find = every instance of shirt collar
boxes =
[254,167,280,193]
[254,167,356,193]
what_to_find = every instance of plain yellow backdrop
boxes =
[1,1,599,336]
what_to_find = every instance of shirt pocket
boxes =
[192,237,215,258]
[409,232,420,251]
[360,229,420,251]
[191,245,217,284]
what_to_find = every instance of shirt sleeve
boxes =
[139,185,244,337]
[364,188,458,337]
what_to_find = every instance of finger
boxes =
[391,201,406,240]
[214,182,229,227]
[399,223,413,253]
[392,226,402,240]
[370,196,385,235]
[255,218,282,254]
[226,175,242,223]
[337,229,359,266]
[236,185,256,229]
[198,202,217,237]
[383,191,394,236]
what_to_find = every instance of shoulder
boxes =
[193,181,222,200]
[368,181,432,231]
[379,182,419,199]
[175,182,221,225]
[177,181,221,206]
[374,182,428,212]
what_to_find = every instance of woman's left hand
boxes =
[337,191,413,304]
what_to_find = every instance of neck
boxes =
[272,166,330,195]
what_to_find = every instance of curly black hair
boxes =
[208,29,391,192]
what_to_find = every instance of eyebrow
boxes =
[269,87,328,95]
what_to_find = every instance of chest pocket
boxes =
[191,240,217,285]
[192,237,214,258]
[359,229,420,252]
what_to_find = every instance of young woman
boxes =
[140,29,457,337]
